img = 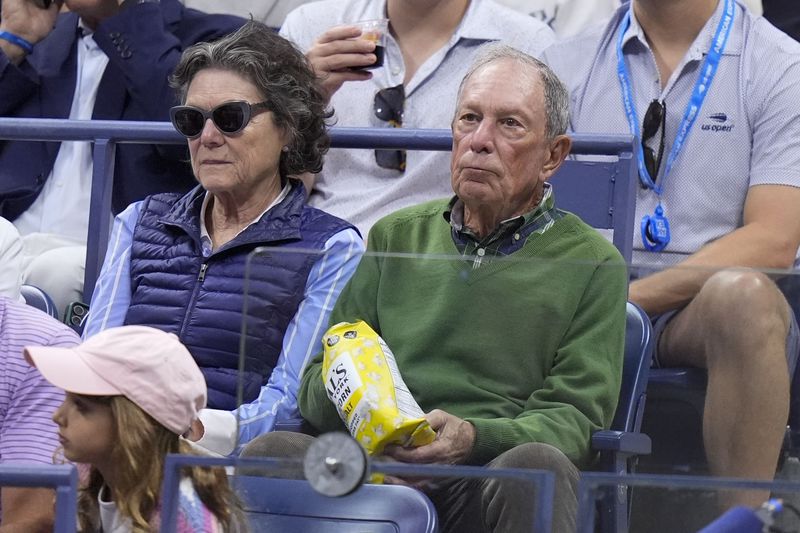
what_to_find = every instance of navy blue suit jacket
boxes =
[0,0,244,220]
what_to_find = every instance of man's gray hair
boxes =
[457,43,570,139]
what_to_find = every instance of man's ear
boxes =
[541,134,572,179]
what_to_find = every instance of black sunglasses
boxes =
[641,99,666,186]
[373,85,406,171]
[170,100,270,139]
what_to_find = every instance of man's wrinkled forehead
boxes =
[455,59,543,118]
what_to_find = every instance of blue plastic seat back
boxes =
[20,284,59,319]
[591,302,655,533]
[552,157,636,264]
[615,302,655,433]
[233,476,438,533]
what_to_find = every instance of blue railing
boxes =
[0,117,634,300]
[0,464,78,533]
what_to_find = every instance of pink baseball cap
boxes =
[24,325,207,436]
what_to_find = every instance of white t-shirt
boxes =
[97,485,132,533]
[13,25,109,243]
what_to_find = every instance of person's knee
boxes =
[493,443,577,477]
[698,270,790,342]
[484,443,578,533]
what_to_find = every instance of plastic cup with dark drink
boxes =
[352,18,388,70]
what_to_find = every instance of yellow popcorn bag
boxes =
[322,321,436,456]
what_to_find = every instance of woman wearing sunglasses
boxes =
[82,21,364,456]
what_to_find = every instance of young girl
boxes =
[24,325,245,532]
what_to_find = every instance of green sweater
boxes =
[298,199,628,468]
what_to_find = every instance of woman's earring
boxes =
[281,145,289,152]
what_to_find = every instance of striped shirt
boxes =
[543,1,800,272]
[281,0,556,236]
[83,197,364,455]
[0,297,79,464]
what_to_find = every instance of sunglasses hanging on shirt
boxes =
[373,84,406,172]
[170,100,271,139]
[641,99,666,186]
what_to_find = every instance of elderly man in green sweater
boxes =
[243,43,628,533]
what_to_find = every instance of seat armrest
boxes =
[592,430,652,456]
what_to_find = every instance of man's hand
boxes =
[0,0,61,63]
[306,25,376,103]
[383,409,476,465]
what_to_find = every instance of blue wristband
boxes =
[0,31,34,55]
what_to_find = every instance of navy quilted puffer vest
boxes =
[124,182,354,410]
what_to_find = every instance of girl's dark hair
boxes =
[171,21,332,177]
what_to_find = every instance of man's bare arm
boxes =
[630,184,800,315]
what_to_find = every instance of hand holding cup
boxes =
[306,19,389,103]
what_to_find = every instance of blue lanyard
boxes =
[616,0,735,194]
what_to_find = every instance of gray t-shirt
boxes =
[543,1,800,271]
[281,0,555,236]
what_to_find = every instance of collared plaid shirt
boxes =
[445,183,562,269]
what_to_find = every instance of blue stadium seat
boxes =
[592,302,655,533]
[160,454,438,533]
[553,156,637,263]
[233,476,438,532]
[20,284,59,319]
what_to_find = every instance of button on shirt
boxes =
[542,2,800,271]
[14,24,109,242]
[280,0,555,236]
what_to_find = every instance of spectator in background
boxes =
[182,0,310,28]
[84,22,364,456]
[0,218,22,301]
[244,44,628,533]
[0,296,79,531]
[543,0,800,510]
[0,0,244,319]
[763,0,800,40]
[280,0,554,237]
